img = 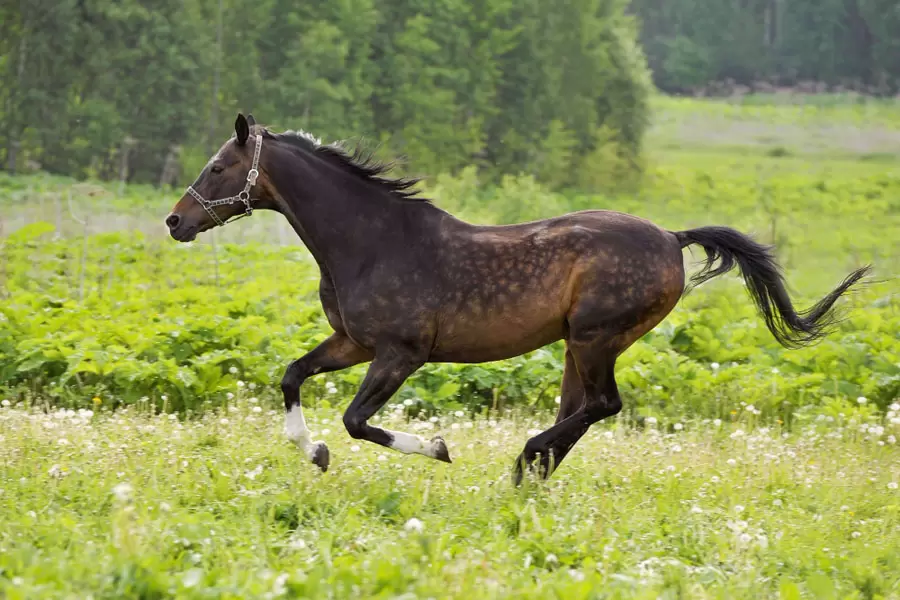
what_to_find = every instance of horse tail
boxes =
[673,226,870,349]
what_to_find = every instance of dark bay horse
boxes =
[166,114,869,484]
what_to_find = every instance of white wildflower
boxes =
[674,423,684,431]
[183,568,203,588]
[857,396,867,405]
[711,362,720,370]
[112,482,133,502]
[403,517,424,533]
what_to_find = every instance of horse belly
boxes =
[429,305,567,363]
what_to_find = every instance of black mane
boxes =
[267,129,424,200]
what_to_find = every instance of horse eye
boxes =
[210,165,224,174]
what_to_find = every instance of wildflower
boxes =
[771,368,779,374]
[888,482,898,490]
[671,444,682,453]
[249,397,258,404]
[237,381,245,388]
[403,517,424,533]
[183,569,203,588]
[219,418,229,425]
[773,499,783,507]
[229,366,238,375]
[160,502,172,512]
[713,419,722,427]
[252,406,262,413]
[350,445,360,452]
[554,396,561,405]
[857,396,867,405]
[112,482,133,502]
[92,396,102,407]
[248,383,256,390]
[888,436,896,445]
[727,459,737,466]
[691,506,703,514]
[403,399,414,406]
[711,362,720,370]
[545,553,559,565]
[645,417,658,426]
[674,423,684,431]
[851,531,861,539]
[48,464,64,478]
[734,505,745,513]
[454,411,465,418]
[890,403,900,412]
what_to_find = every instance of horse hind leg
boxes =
[513,286,680,484]
[554,349,585,423]
[513,339,620,485]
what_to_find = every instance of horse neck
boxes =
[265,145,436,276]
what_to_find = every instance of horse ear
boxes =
[235,113,249,146]
[246,114,256,128]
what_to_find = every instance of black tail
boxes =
[674,226,871,349]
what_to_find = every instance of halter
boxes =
[186,133,263,227]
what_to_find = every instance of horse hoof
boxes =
[312,442,330,472]
[431,436,452,463]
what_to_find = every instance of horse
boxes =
[165,113,870,484]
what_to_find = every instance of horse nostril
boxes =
[166,214,181,230]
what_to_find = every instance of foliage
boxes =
[0,406,898,598]
[0,0,651,190]
[0,182,896,422]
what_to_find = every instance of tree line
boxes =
[632,0,900,94]
[2,0,896,191]
[0,0,650,190]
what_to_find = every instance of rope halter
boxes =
[186,133,263,227]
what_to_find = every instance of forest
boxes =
[3,0,897,191]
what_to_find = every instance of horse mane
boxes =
[265,129,425,201]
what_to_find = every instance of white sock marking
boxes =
[386,429,441,458]
[285,405,323,460]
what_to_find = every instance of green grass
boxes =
[1,403,898,599]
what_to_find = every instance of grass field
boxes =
[2,402,899,599]
[1,95,899,598]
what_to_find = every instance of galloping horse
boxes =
[166,114,869,484]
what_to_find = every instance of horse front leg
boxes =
[341,346,452,463]
[280,333,372,471]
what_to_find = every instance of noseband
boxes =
[186,133,263,227]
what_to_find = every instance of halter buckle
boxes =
[247,168,259,184]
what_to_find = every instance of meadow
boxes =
[1,95,899,598]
